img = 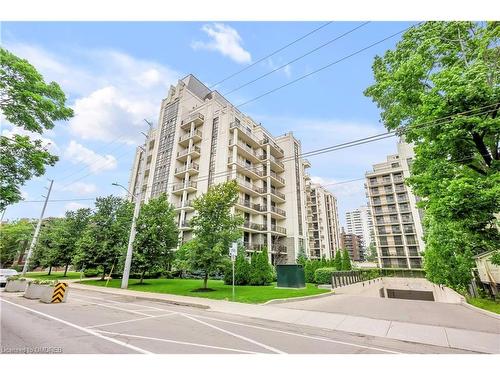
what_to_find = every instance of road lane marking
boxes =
[181,313,286,354]
[184,314,402,354]
[71,293,174,312]
[85,313,177,329]
[72,297,154,317]
[93,329,260,354]
[71,291,403,353]
[0,298,152,354]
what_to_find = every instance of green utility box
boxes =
[276,265,305,288]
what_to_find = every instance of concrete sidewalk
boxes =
[68,282,500,354]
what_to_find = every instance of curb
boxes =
[70,282,210,310]
[461,300,500,320]
[262,290,335,305]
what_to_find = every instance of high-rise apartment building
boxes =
[128,74,334,264]
[306,183,341,259]
[345,205,374,250]
[340,227,363,261]
[365,141,425,269]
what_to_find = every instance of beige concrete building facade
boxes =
[128,74,336,264]
[365,141,425,269]
[306,183,341,259]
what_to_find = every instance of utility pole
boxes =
[21,179,54,276]
[121,126,149,289]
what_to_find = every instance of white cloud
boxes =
[20,191,30,200]
[58,181,97,195]
[191,23,251,64]
[4,42,181,144]
[64,202,89,211]
[64,140,117,173]
[265,58,292,78]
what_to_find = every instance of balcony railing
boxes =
[229,139,260,157]
[267,170,285,184]
[260,137,284,155]
[172,181,197,191]
[271,244,287,253]
[228,157,264,177]
[181,112,204,126]
[238,199,265,212]
[270,224,286,234]
[269,187,285,200]
[175,200,194,209]
[235,178,266,194]
[177,145,201,158]
[270,206,286,216]
[179,129,202,142]
[243,241,266,251]
[230,122,258,142]
[243,221,267,231]
[175,162,199,174]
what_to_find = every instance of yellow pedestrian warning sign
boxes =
[51,282,68,303]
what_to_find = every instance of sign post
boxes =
[229,242,238,301]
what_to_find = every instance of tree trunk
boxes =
[64,263,69,277]
[140,270,145,284]
[48,265,52,275]
[203,271,208,289]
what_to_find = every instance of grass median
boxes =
[466,297,500,314]
[81,278,329,304]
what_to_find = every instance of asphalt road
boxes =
[0,288,473,354]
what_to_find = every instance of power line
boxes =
[235,22,422,108]
[223,22,371,96]
[210,21,333,88]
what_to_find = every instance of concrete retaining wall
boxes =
[332,277,464,304]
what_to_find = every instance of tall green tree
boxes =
[0,219,34,267]
[73,196,132,279]
[132,194,178,284]
[31,217,65,274]
[249,247,273,286]
[186,181,243,290]
[342,249,352,271]
[0,48,73,210]
[364,21,500,291]
[296,246,308,266]
[333,250,342,271]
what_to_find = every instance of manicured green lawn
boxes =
[467,297,500,315]
[26,271,83,280]
[81,278,329,304]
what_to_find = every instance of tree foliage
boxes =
[333,250,342,271]
[0,48,73,210]
[342,249,352,271]
[73,196,133,279]
[132,194,178,283]
[0,219,34,267]
[296,246,308,266]
[364,21,500,291]
[185,181,243,289]
[249,247,273,286]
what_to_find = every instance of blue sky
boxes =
[1,21,413,226]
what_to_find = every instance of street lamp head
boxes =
[112,182,119,186]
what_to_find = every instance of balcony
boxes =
[243,241,266,251]
[234,178,265,196]
[269,170,286,186]
[172,181,197,195]
[269,205,286,218]
[174,162,199,177]
[369,178,392,187]
[229,138,261,163]
[180,112,204,130]
[174,200,194,211]
[242,221,267,232]
[269,187,286,202]
[176,145,201,162]
[303,159,311,168]
[236,199,265,213]
[179,220,191,229]
[228,157,264,179]
[260,137,284,157]
[230,121,260,147]
[270,224,287,235]
[259,153,285,172]
[178,129,202,146]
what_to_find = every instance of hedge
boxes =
[314,267,336,284]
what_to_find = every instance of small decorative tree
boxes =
[342,249,352,271]
[333,250,342,271]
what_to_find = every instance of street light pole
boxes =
[117,138,148,289]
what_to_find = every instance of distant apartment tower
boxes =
[128,74,312,264]
[365,141,425,269]
[305,183,341,259]
[340,227,363,261]
[345,205,374,249]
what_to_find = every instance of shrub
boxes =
[304,259,322,283]
[314,267,336,284]
[83,268,100,277]
[249,248,273,286]
[7,275,25,281]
